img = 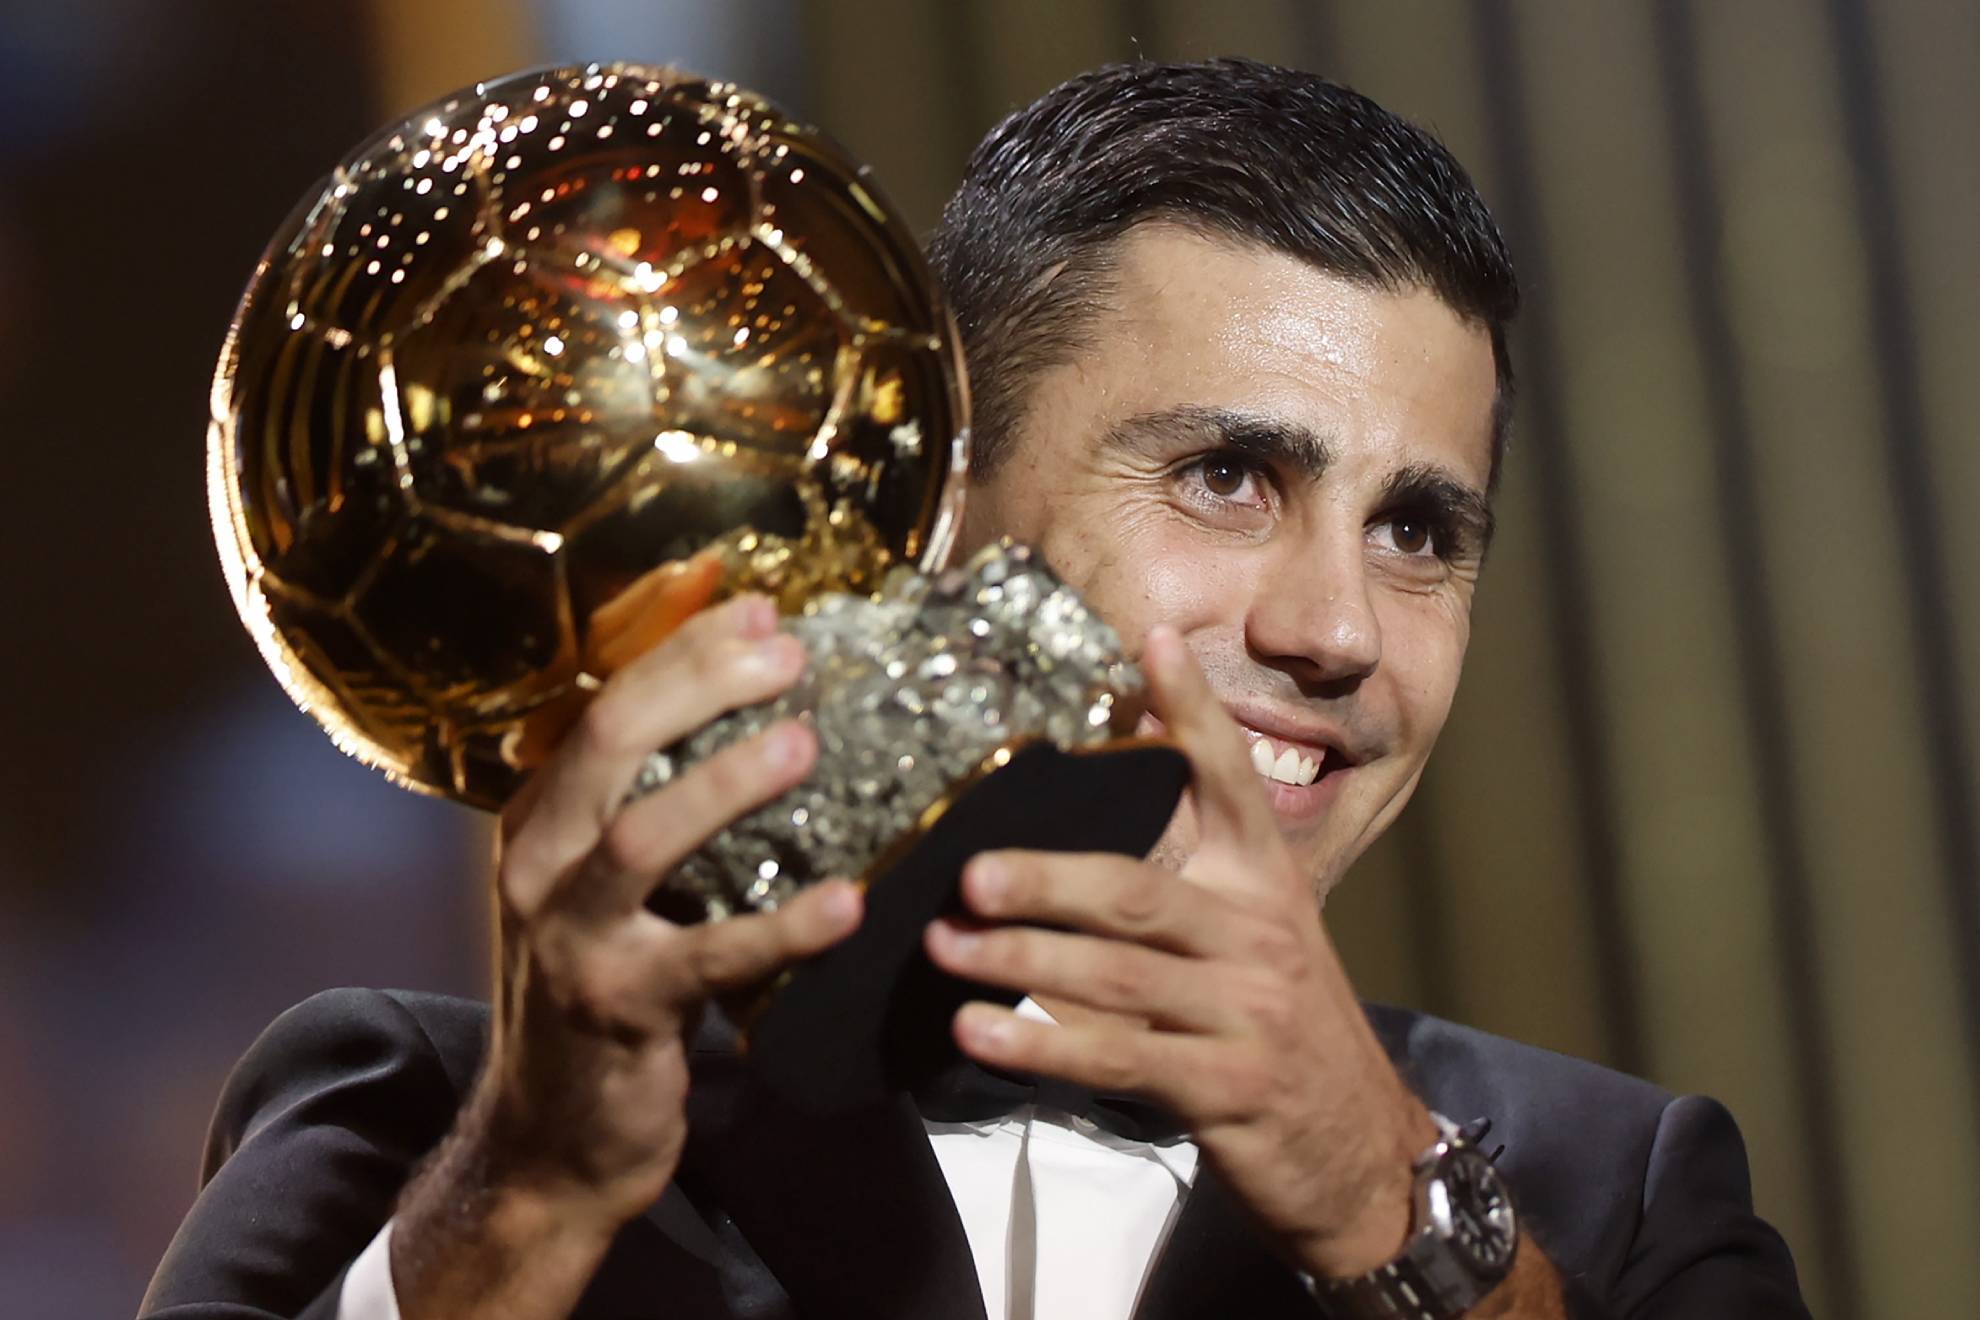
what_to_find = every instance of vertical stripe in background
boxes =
[1689,0,1980,1314]
[1826,0,1980,1120]
[1866,6,1980,854]
[1865,0,1980,1155]
[1468,0,1647,1081]
[1651,4,1854,1313]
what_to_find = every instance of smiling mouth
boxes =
[1239,728,1349,788]
[1135,707,1359,796]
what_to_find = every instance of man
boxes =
[142,59,1808,1319]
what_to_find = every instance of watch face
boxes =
[1428,1148,1518,1274]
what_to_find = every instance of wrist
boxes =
[462,1050,681,1235]
[476,1165,627,1253]
[1301,1113,1525,1320]
[1293,1107,1442,1279]
[459,1103,649,1245]
[392,1123,624,1320]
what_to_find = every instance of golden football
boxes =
[208,63,969,809]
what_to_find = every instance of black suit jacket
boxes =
[139,988,1809,1319]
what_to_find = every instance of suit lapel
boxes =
[1133,1167,1326,1320]
[682,1053,987,1320]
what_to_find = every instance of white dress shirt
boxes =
[338,1000,1198,1320]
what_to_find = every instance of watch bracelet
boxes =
[1304,1251,1452,1320]
[1295,1112,1516,1320]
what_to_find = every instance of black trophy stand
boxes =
[742,739,1190,1113]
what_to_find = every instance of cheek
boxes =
[1378,593,1472,747]
[1036,509,1253,650]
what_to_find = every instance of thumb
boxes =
[1143,625,1275,846]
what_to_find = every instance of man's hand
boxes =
[391,592,863,1320]
[925,625,1499,1286]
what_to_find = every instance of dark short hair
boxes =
[928,57,1520,487]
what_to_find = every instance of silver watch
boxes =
[1305,1114,1518,1319]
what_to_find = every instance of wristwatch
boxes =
[1304,1114,1519,1319]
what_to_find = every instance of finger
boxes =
[578,719,818,916]
[585,546,728,676]
[925,919,1232,1033]
[505,591,778,856]
[501,597,802,915]
[959,849,1255,958]
[653,878,865,1001]
[952,1002,1248,1123]
[510,551,733,771]
[509,691,588,775]
[1143,624,1274,840]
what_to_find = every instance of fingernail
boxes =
[822,881,861,927]
[767,721,810,767]
[748,634,802,674]
[733,594,776,636]
[967,856,1007,906]
[958,1003,1010,1049]
[934,920,982,957]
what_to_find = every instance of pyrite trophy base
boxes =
[741,737,1190,1113]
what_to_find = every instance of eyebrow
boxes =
[1382,462,1497,551]
[1099,404,1334,480]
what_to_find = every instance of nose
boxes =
[1243,533,1382,688]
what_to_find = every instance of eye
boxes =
[1370,515,1442,558]
[1391,518,1431,555]
[1202,456,1246,496]
[1184,453,1268,508]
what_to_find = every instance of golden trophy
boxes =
[209,64,1185,1107]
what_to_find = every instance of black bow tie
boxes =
[911,1057,1189,1144]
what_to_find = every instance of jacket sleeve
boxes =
[137,988,469,1320]
[1568,1094,1810,1319]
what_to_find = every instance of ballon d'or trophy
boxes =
[208,63,1187,1109]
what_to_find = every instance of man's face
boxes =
[963,224,1498,894]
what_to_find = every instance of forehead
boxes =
[1080,224,1498,488]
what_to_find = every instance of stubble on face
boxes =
[961,223,1499,897]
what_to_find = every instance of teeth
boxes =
[1248,734,1323,786]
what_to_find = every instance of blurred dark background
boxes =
[1,2,1974,1316]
